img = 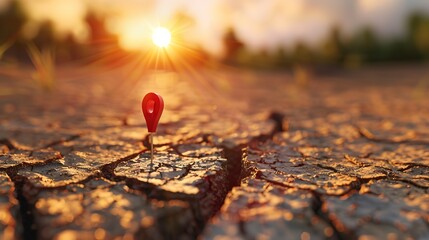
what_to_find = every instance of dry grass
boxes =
[26,43,56,91]
[0,39,14,60]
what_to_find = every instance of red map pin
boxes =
[142,92,164,132]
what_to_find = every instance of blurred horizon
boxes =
[1,0,429,69]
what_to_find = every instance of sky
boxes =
[2,0,429,56]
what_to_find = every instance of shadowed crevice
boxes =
[100,150,146,180]
[5,172,37,240]
[357,126,429,146]
[41,134,81,149]
[0,139,17,151]
[311,192,347,240]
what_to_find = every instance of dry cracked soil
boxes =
[0,64,428,240]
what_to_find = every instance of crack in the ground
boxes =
[174,163,194,180]
[0,139,17,151]
[222,145,246,189]
[0,151,63,174]
[238,219,247,238]
[41,134,81,150]
[357,126,429,146]
[124,112,287,239]
[5,172,37,240]
[399,163,429,171]
[2,112,288,239]
[393,176,428,190]
[311,192,346,240]
[100,150,146,180]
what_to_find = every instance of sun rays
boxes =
[51,19,242,117]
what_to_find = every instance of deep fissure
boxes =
[311,192,346,240]
[6,172,37,240]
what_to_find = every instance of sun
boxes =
[151,27,171,48]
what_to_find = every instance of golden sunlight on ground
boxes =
[151,27,171,48]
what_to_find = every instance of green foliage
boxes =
[319,26,345,64]
[409,13,429,55]
[227,12,429,69]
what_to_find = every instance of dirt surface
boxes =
[0,64,428,239]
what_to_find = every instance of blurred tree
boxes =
[408,13,429,57]
[86,13,116,44]
[83,12,124,65]
[347,27,379,62]
[223,29,243,61]
[0,1,25,44]
[0,1,26,60]
[319,26,345,65]
[31,21,85,62]
[290,42,314,65]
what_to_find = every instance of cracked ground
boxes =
[0,64,428,240]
